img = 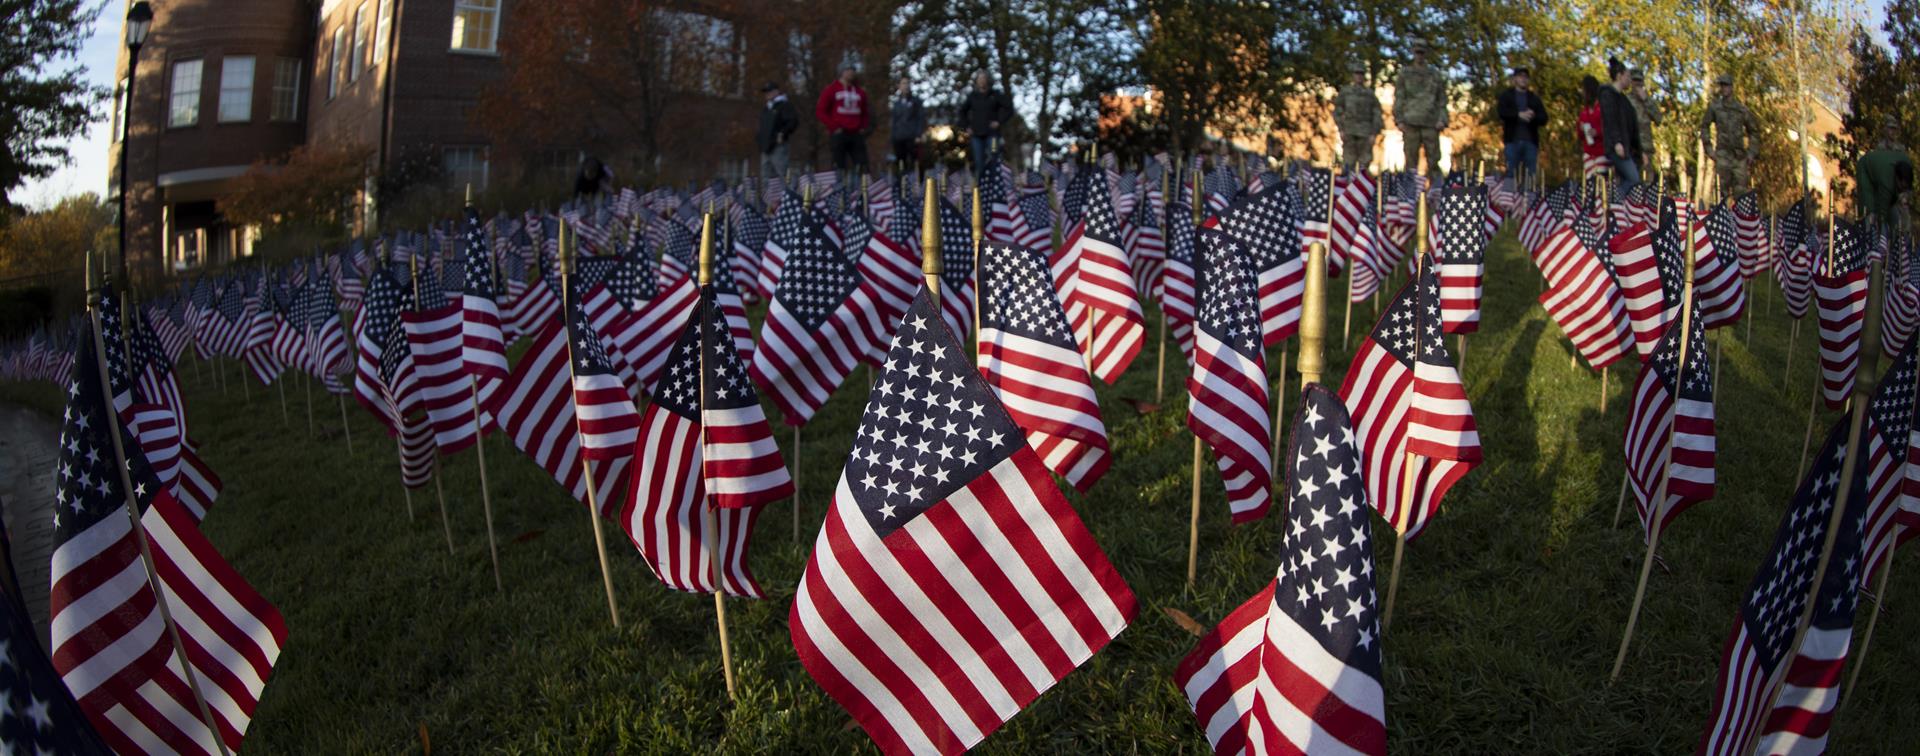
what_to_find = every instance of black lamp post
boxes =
[118,1,153,287]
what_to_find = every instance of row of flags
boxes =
[2,151,1913,754]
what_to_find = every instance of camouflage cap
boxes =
[1408,37,1428,53]
[1630,69,1645,82]
[1347,60,1367,73]
[1715,73,1733,85]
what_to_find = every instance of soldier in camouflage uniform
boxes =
[1392,38,1449,177]
[1628,70,1660,176]
[1335,60,1383,172]
[1698,73,1758,201]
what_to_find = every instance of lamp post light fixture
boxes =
[118,0,154,288]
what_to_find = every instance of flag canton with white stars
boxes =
[980,163,1011,209]
[54,323,165,544]
[1573,208,1614,273]
[1166,201,1197,266]
[1299,168,1332,219]
[665,220,699,271]
[1870,342,1917,465]
[565,278,620,378]
[1830,220,1868,274]
[611,241,659,305]
[412,258,449,311]
[1436,187,1487,263]
[734,205,770,252]
[1081,167,1125,244]
[1705,206,1740,268]
[462,210,496,298]
[1373,268,1452,369]
[1653,201,1692,310]
[1735,191,1761,218]
[981,241,1075,347]
[365,269,410,386]
[840,211,872,262]
[936,197,975,284]
[652,291,760,418]
[1018,189,1053,234]
[1779,199,1810,255]
[304,277,337,327]
[1206,164,1242,202]
[130,311,168,379]
[1277,387,1382,674]
[771,213,859,332]
[216,278,248,325]
[1062,169,1090,224]
[770,190,811,250]
[888,185,921,243]
[0,573,109,753]
[95,283,134,398]
[1740,424,1863,667]
[1648,305,1713,401]
[1544,183,1575,220]
[847,293,1019,538]
[1194,227,1266,359]
[1213,184,1303,272]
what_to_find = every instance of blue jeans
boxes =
[1610,153,1641,191]
[971,135,999,171]
[1503,140,1538,180]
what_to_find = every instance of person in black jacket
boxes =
[757,82,799,178]
[889,77,926,170]
[1495,67,1547,182]
[957,71,1014,170]
[1597,59,1642,189]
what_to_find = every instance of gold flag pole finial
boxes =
[921,179,941,307]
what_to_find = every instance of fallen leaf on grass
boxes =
[1121,398,1161,415]
[512,529,546,544]
[1162,607,1206,637]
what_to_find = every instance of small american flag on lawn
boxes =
[1177,384,1385,755]
[790,290,1136,756]
[1189,226,1274,523]
[1622,304,1716,538]
[1210,183,1304,348]
[1432,186,1489,335]
[1814,222,1870,410]
[979,240,1111,492]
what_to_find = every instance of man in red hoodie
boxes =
[816,65,871,173]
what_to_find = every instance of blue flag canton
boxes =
[839,210,873,263]
[54,323,166,545]
[1704,205,1740,267]
[1653,200,1692,311]
[981,241,1074,347]
[611,236,659,308]
[1018,188,1053,235]
[1278,387,1381,675]
[1215,184,1302,274]
[1870,342,1918,472]
[1741,420,1867,668]
[1081,168,1125,245]
[462,209,496,299]
[888,183,922,245]
[94,283,135,399]
[1648,303,1713,402]
[0,549,108,754]
[1779,198,1811,257]
[215,277,248,326]
[1193,227,1265,360]
[937,197,974,283]
[771,210,858,332]
[1373,267,1451,370]
[1435,186,1488,264]
[848,292,1019,538]
[129,310,169,382]
[1830,219,1869,275]
[364,269,411,386]
[664,219,700,272]
[652,290,759,418]
[1298,168,1332,220]
[1061,168,1091,225]
[563,274,619,379]
[769,190,812,252]
[303,276,337,329]
[734,204,770,255]
[1164,201,1197,267]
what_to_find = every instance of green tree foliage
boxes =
[0,0,107,208]
[0,192,112,282]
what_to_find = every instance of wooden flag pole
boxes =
[1382,192,1430,634]
[302,358,314,436]
[973,183,984,359]
[1839,554,1894,706]
[557,219,622,627]
[1612,471,1630,528]
[1155,167,1172,403]
[1186,184,1208,591]
[276,378,288,425]
[1797,206,1840,480]
[696,213,739,700]
[83,275,233,756]
[1599,366,1610,412]
[338,393,354,454]
[410,255,457,554]
[460,193,502,592]
[396,436,415,521]
[1300,243,1328,386]
[1611,205,1700,681]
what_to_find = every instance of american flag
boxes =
[1205,161,1242,215]
[353,267,421,435]
[1189,227,1274,523]
[839,208,874,263]
[978,240,1111,492]
[857,219,925,361]
[1609,220,1668,358]
[789,290,1136,756]
[403,259,480,453]
[1860,342,1919,584]
[506,222,563,336]
[266,283,308,380]
[1061,166,1090,224]
[1622,305,1716,537]
[1336,171,1387,303]
[584,252,698,402]
[935,195,977,341]
[299,276,350,394]
[460,208,510,393]
[129,309,186,434]
[1338,267,1481,539]
[1696,417,1868,756]
[1687,202,1748,330]
[50,321,286,755]
[757,190,811,301]
[1210,184,1304,348]
[1733,192,1770,280]
[1297,167,1335,262]
[1777,200,1816,320]
[1161,199,1199,357]
[867,177,897,229]
[628,287,792,598]
[1123,182,1167,297]
[560,272,641,457]
[1176,384,1385,755]
[980,160,1019,245]
[1432,187,1489,335]
[186,277,215,360]
[492,300,629,514]
[730,203,769,300]
[200,279,251,359]
[1815,222,1870,409]
[748,204,889,425]
[0,513,112,754]
[1532,223,1634,369]
[1011,185,1054,252]
[1886,237,1920,357]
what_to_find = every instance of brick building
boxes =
[109,0,892,280]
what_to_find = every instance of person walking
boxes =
[958,71,1014,170]
[1495,66,1547,181]
[1856,118,1914,234]
[1334,60,1383,172]
[757,82,798,178]
[1698,73,1758,201]
[889,77,926,171]
[1392,38,1449,177]
[1628,70,1661,179]
[1599,59,1642,190]
[817,65,872,173]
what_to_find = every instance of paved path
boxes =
[0,401,59,649]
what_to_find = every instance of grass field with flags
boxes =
[5,229,1915,753]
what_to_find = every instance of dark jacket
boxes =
[1598,85,1640,161]
[958,89,1015,138]
[756,95,798,154]
[1495,88,1548,145]
[890,93,926,142]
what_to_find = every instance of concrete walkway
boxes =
[0,401,59,648]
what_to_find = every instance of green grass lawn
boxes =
[7,230,1917,753]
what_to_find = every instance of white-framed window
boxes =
[350,4,368,82]
[111,77,128,141]
[168,59,203,127]
[272,58,302,121]
[451,0,501,53]
[332,27,348,94]
[218,56,255,122]
[443,146,490,190]
[374,0,393,65]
